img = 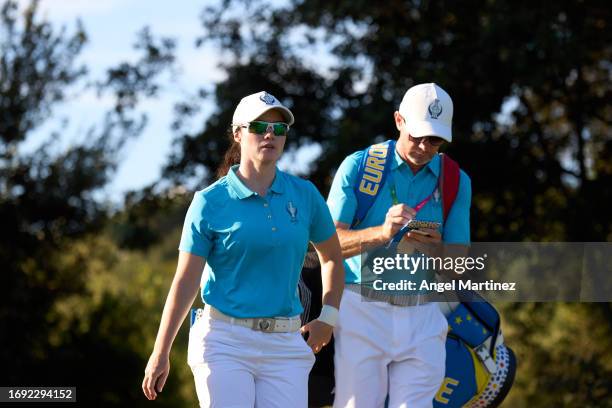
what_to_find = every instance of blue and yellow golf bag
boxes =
[434,294,517,407]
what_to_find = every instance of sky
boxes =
[17,0,328,203]
[18,1,226,201]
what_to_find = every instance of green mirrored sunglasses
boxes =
[236,121,290,136]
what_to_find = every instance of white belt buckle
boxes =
[254,318,276,332]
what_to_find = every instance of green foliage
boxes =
[500,303,612,406]
[0,0,87,147]
[0,0,181,404]
[111,187,188,250]
[43,228,198,406]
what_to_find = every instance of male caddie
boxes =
[327,83,471,407]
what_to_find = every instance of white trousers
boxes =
[188,308,315,408]
[333,290,447,408]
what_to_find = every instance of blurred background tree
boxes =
[1,0,610,406]
[0,0,190,405]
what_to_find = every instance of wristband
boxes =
[317,304,339,327]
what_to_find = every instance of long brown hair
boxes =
[216,127,241,179]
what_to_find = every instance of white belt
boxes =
[195,307,302,333]
[346,284,430,306]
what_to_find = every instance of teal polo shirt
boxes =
[179,165,336,318]
[327,147,471,284]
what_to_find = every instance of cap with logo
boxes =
[398,83,453,142]
[232,91,295,131]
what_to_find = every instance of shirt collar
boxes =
[392,147,440,177]
[391,148,404,170]
[227,165,285,199]
[427,154,441,177]
[227,165,255,199]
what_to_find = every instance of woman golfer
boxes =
[142,91,344,407]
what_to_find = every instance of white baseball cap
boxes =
[398,83,453,142]
[232,91,295,130]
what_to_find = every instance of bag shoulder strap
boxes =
[439,153,460,223]
[351,140,395,228]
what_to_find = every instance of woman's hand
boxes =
[141,252,205,400]
[142,352,170,400]
[300,319,333,354]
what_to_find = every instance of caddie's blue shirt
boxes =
[179,165,336,318]
[327,147,471,284]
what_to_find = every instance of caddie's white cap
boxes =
[398,83,453,142]
[232,91,295,130]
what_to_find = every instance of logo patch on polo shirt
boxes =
[286,201,298,223]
